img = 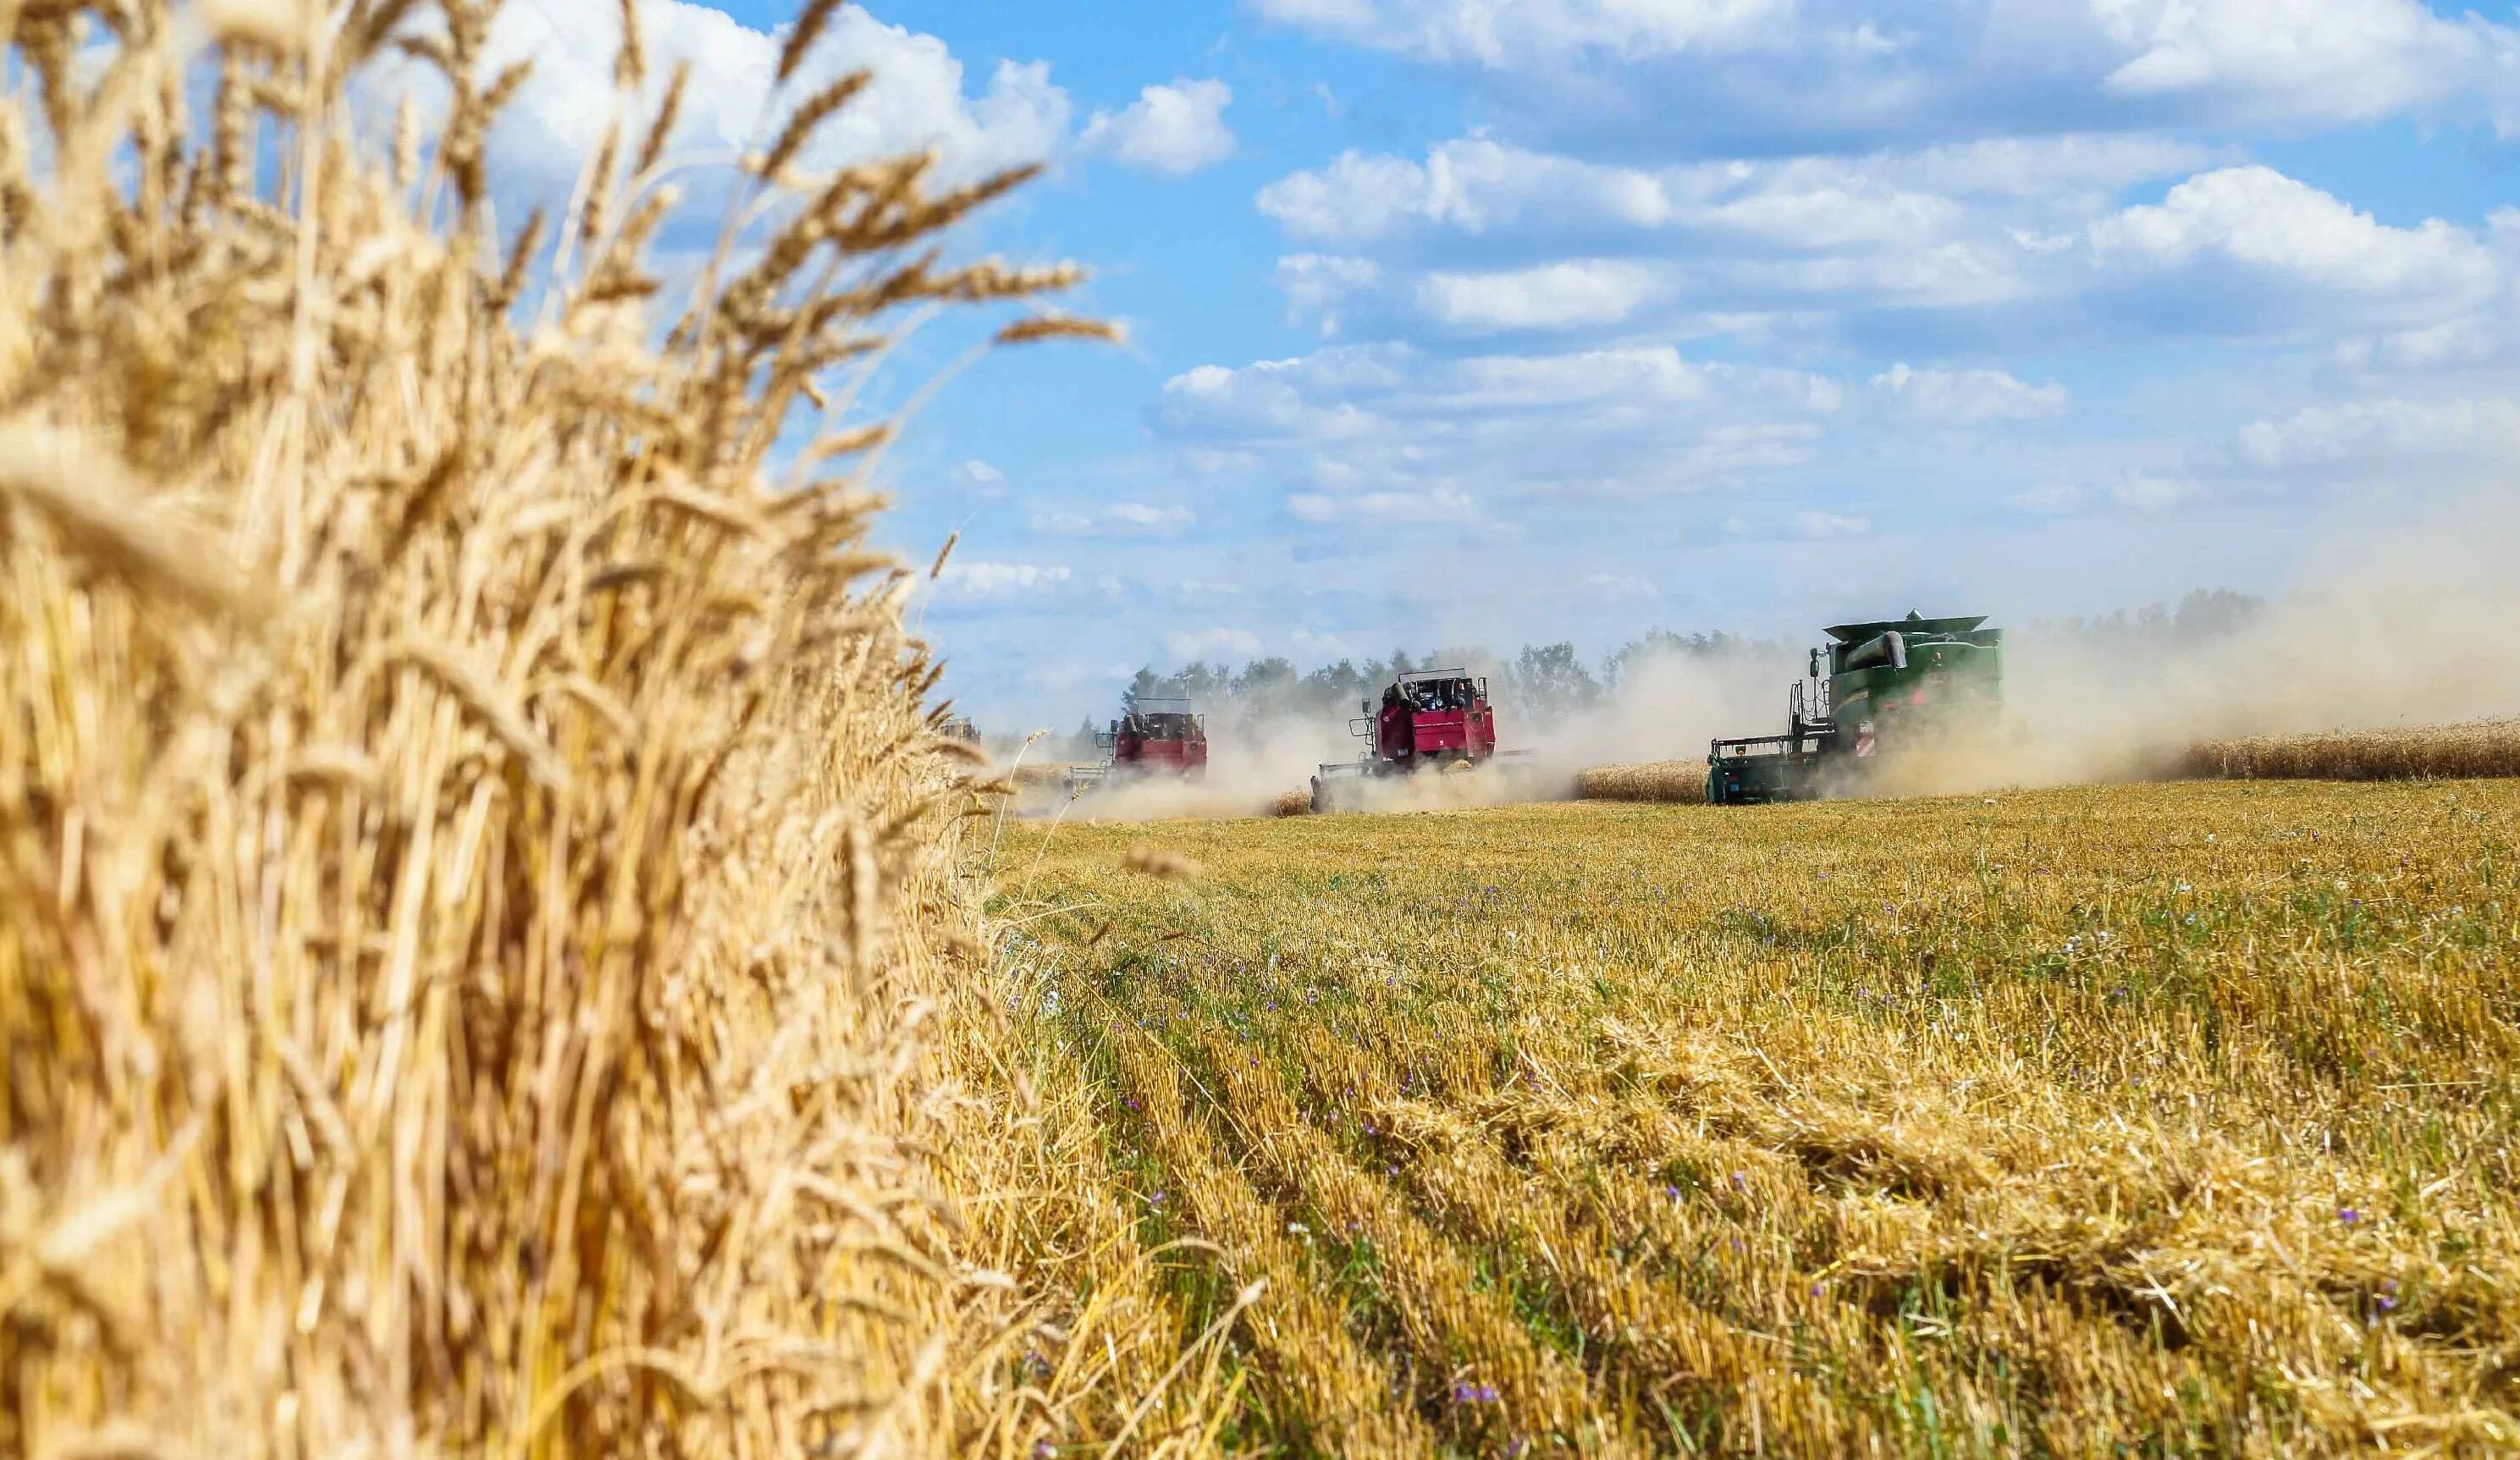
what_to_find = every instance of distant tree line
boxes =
[1048,590,2268,759]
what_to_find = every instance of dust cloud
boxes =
[1002,492,2520,819]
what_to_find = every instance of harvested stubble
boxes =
[997,784,2520,1455]
[0,5,1213,1457]
[2187,720,2520,781]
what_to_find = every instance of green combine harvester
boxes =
[1707,611,2004,805]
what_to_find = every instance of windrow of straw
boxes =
[2185,720,2520,781]
[0,3,1151,1455]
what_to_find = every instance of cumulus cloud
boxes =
[1082,78,1235,174]
[1154,343,1840,515]
[1263,143,2509,356]
[2092,168,2495,300]
[1256,0,2520,144]
[1870,363,2069,424]
[1414,259,1666,330]
[1253,135,2218,259]
[1256,140,1669,245]
[2097,0,2517,128]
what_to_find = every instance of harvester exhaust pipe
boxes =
[1842,630,1908,673]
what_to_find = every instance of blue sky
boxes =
[477,0,2520,730]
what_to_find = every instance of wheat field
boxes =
[2186,721,2520,782]
[994,781,2520,1455]
[0,1,1227,1454]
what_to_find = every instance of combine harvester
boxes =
[1310,668,1536,812]
[1707,611,2003,804]
[1065,694,1210,796]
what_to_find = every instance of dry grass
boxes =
[2187,720,2520,781]
[0,5,1216,1456]
[996,783,2520,1455]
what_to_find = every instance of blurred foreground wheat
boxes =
[0,0,1206,1454]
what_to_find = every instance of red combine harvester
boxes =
[1310,669,1524,812]
[1066,694,1208,794]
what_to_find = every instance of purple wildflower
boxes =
[2341,1207,2361,1224]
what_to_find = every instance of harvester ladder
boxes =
[1791,677,1833,740]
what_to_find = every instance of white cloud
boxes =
[1028,502,1196,537]
[1794,510,1870,538]
[1287,488,1477,524]
[937,561,1073,599]
[1870,363,2068,424]
[1252,155,2512,353]
[1248,0,1790,66]
[1258,0,2520,140]
[365,0,1070,204]
[1082,78,1235,174]
[1414,259,1666,330]
[2234,397,2520,469]
[2092,168,2495,302]
[1155,342,1842,515]
[1277,254,1383,335]
[2097,0,2517,127]
[1257,140,1670,245]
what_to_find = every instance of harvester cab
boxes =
[1064,693,1209,796]
[1707,611,2004,805]
[1111,694,1210,778]
[1311,669,1526,812]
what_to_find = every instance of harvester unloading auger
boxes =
[1707,611,2003,804]
[1065,693,1210,796]
[1310,669,1536,812]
